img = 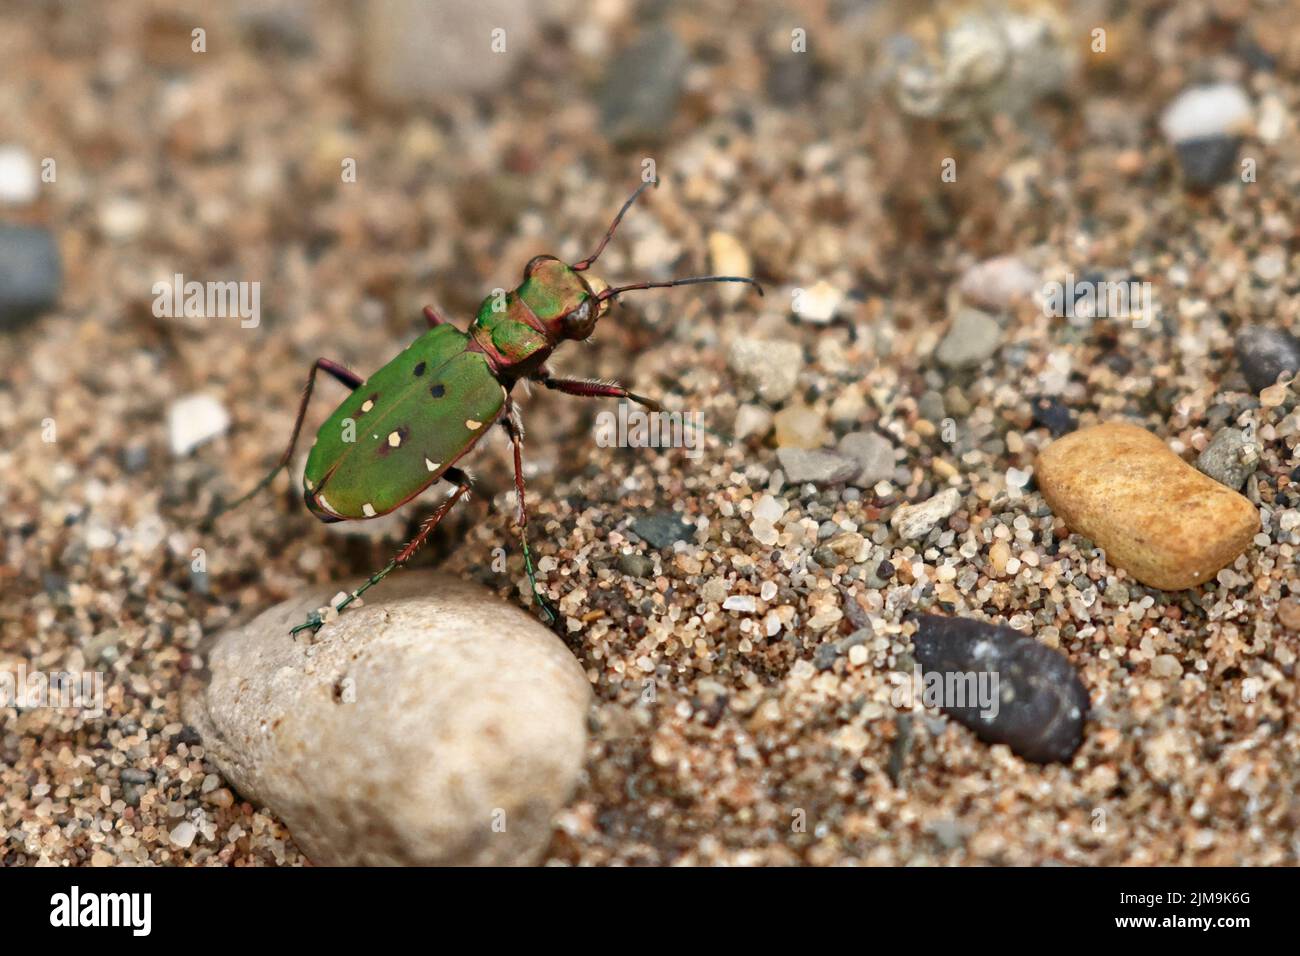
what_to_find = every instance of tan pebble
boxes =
[989,540,1010,576]
[1036,422,1259,590]
[1277,597,1300,632]
[1151,654,1183,678]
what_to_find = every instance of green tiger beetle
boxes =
[211,179,762,636]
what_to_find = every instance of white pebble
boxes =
[1160,83,1252,144]
[169,821,197,848]
[169,393,231,456]
[0,145,38,204]
[723,595,757,613]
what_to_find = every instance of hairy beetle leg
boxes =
[288,468,474,636]
[501,399,558,626]
[535,372,735,446]
[206,358,363,527]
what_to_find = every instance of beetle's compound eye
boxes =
[561,297,597,340]
[524,254,559,279]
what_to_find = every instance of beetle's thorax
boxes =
[468,256,606,380]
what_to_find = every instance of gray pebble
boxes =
[1195,427,1259,490]
[0,225,61,328]
[600,26,687,145]
[631,511,695,549]
[837,431,895,488]
[935,307,1002,369]
[618,553,655,579]
[776,447,859,486]
[1236,325,1300,393]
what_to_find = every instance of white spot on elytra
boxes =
[425,458,440,471]
[465,419,482,430]
[360,399,374,413]
[362,502,376,517]
[388,430,402,448]
[316,494,336,515]
[304,478,314,491]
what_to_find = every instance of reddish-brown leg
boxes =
[291,467,473,636]
[499,399,557,624]
[207,358,362,523]
[423,306,451,328]
[534,371,665,412]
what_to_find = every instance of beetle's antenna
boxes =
[572,178,658,272]
[597,275,765,301]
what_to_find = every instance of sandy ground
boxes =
[2,0,1299,865]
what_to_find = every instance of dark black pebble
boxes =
[1173,134,1240,190]
[0,225,62,328]
[910,614,1089,763]
[630,511,694,550]
[1235,325,1300,392]
[1030,397,1075,437]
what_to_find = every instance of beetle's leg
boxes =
[206,358,363,526]
[535,372,665,411]
[291,468,473,637]
[534,372,733,445]
[423,306,451,328]
[500,399,558,626]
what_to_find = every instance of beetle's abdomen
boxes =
[302,325,504,521]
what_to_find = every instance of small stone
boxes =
[0,225,61,328]
[1160,83,1253,143]
[1160,84,1252,190]
[918,390,946,422]
[97,196,148,240]
[1276,598,1300,632]
[1236,326,1300,393]
[838,431,895,487]
[1036,422,1259,590]
[891,487,962,541]
[708,232,751,305]
[753,495,786,523]
[1150,654,1183,679]
[0,145,39,205]
[910,614,1089,764]
[776,448,859,486]
[90,849,114,867]
[182,571,590,865]
[631,512,694,549]
[168,393,231,456]
[1195,427,1259,490]
[958,256,1039,311]
[935,307,1002,369]
[618,553,654,579]
[989,540,1010,576]
[599,26,687,145]
[773,403,829,449]
[792,280,843,324]
[733,403,773,441]
[1103,582,1130,607]
[813,641,840,671]
[1173,136,1242,190]
[728,337,803,404]
[169,821,197,849]
[1030,397,1075,437]
[723,595,757,613]
[360,0,536,102]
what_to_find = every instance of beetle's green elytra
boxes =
[210,179,762,636]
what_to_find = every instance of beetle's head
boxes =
[522,254,610,342]
[523,180,762,345]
